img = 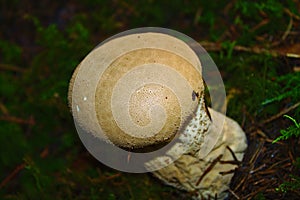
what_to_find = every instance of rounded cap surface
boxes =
[69,31,204,149]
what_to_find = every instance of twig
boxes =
[219,168,236,175]
[226,146,239,163]
[0,115,35,125]
[105,173,122,180]
[233,141,264,192]
[0,64,26,73]
[219,160,240,165]
[251,19,269,32]
[254,129,274,143]
[228,188,240,200]
[0,102,9,115]
[196,154,223,186]
[282,16,293,41]
[200,41,300,58]
[284,8,300,21]
[288,149,295,163]
[266,158,291,171]
[0,147,48,189]
[243,186,270,200]
[252,178,266,186]
[0,163,26,189]
[250,164,266,174]
[260,101,300,125]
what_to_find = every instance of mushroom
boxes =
[68,28,247,199]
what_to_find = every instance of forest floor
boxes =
[0,1,300,199]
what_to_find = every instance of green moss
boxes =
[276,175,300,193]
[273,115,300,143]
[0,1,299,199]
[0,40,22,64]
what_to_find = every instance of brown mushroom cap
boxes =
[69,32,205,149]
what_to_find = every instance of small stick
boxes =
[233,141,264,191]
[0,64,26,73]
[105,173,122,180]
[255,129,270,140]
[0,115,35,125]
[260,101,300,125]
[219,168,236,175]
[250,164,266,174]
[0,163,26,189]
[0,102,9,115]
[219,160,240,165]
[266,158,290,170]
[228,188,240,199]
[196,155,223,186]
[282,16,293,41]
[284,8,300,20]
[200,41,300,58]
[226,146,239,163]
[0,147,48,189]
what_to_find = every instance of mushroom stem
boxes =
[145,101,247,200]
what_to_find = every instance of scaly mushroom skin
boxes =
[146,106,247,199]
[68,28,247,199]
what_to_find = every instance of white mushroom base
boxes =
[146,108,247,200]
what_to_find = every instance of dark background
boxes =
[0,0,300,199]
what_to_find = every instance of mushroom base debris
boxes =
[145,102,247,200]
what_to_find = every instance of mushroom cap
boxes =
[69,31,205,149]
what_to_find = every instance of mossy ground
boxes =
[0,1,299,199]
